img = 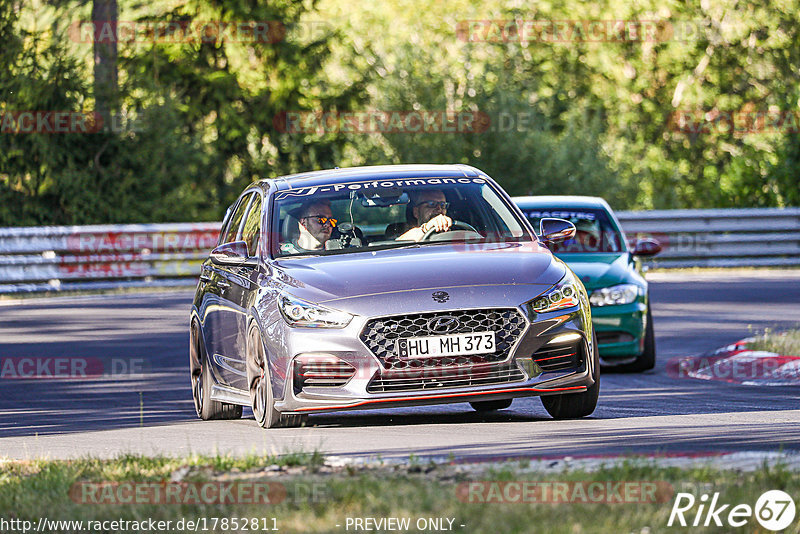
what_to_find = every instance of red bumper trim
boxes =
[295,385,586,412]
[534,352,576,362]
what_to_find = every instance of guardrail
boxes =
[0,207,798,293]
[0,223,220,294]
[617,207,800,268]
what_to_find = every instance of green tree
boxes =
[0,0,367,225]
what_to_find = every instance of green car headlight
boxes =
[589,284,641,307]
[532,272,582,313]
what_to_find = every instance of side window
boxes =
[217,204,235,246]
[222,193,253,244]
[241,194,262,256]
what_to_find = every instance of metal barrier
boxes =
[0,207,798,292]
[618,207,800,268]
[0,223,220,293]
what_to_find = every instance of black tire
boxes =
[541,333,600,419]
[470,399,513,412]
[190,322,242,420]
[247,325,306,429]
[629,307,656,372]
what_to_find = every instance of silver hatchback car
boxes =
[190,164,598,428]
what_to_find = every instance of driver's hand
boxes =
[421,214,452,233]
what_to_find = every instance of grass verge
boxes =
[748,328,800,356]
[1,454,798,533]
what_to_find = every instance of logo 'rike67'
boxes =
[669,490,796,531]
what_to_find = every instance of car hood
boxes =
[553,253,633,290]
[272,241,564,305]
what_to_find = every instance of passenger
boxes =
[395,190,452,241]
[280,200,336,253]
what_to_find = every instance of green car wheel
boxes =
[629,307,656,371]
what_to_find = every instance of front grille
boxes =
[360,308,526,370]
[596,331,635,345]
[532,341,583,372]
[367,363,525,393]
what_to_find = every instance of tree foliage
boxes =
[1,0,798,226]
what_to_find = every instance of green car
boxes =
[513,196,661,371]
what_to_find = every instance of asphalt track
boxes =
[1,270,799,461]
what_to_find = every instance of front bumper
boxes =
[591,301,646,362]
[273,306,595,415]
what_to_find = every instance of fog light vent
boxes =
[532,339,582,372]
[294,355,356,391]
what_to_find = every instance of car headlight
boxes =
[279,294,353,328]
[532,272,582,313]
[589,284,641,307]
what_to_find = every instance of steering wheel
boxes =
[421,220,479,241]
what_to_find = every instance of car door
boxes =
[198,201,238,386]
[215,191,264,391]
[206,192,254,388]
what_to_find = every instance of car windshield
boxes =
[271,177,532,257]
[521,207,625,253]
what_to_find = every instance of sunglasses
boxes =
[416,201,450,209]
[302,215,337,227]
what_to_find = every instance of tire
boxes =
[190,321,242,420]
[629,307,656,372]
[247,325,306,429]
[470,399,513,412]
[541,333,599,419]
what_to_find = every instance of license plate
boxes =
[396,331,496,359]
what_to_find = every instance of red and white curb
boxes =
[666,338,800,385]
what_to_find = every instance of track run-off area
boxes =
[1,270,799,462]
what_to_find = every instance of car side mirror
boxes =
[632,238,662,257]
[210,241,258,266]
[539,218,576,244]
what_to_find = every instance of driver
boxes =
[396,190,452,241]
[280,200,336,253]
[572,218,601,252]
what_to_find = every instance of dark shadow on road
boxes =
[321,420,800,461]
[0,328,198,438]
[307,408,554,428]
